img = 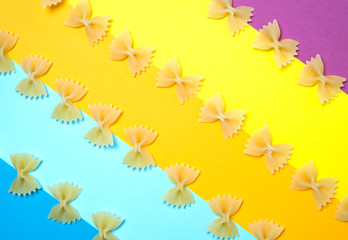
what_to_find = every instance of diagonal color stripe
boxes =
[0,64,255,240]
[234,0,348,93]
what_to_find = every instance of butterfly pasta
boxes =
[244,125,293,174]
[249,220,284,240]
[15,55,52,98]
[199,93,245,139]
[92,212,124,240]
[162,164,199,207]
[290,161,338,210]
[65,0,110,46]
[335,197,348,222]
[123,125,158,169]
[0,30,18,74]
[51,79,88,123]
[156,57,203,104]
[297,55,346,104]
[110,30,155,77]
[8,153,41,196]
[48,182,82,224]
[206,195,243,239]
[41,0,63,8]
[207,0,254,36]
[84,103,122,147]
[252,20,299,68]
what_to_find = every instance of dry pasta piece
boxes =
[0,30,18,74]
[207,0,254,36]
[110,30,155,77]
[244,125,293,174]
[297,55,346,104]
[123,125,158,169]
[335,197,348,222]
[41,0,63,8]
[162,164,200,207]
[156,57,203,104]
[51,79,88,123]
[84,103,122,147]
[290,161,338,210]
[48,182,82,224]
[64,0,110,46]
[92,212,123,240]
[249,220,284,240]
[15,55,52,98]
[206,195,243,239]
[199,93,245,139]
[252,20,299,68]
[8,153,41,196]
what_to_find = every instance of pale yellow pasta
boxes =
[156,57,203,104]
[244,125,293,174]
[123,125,158,169]
[335,197,348,222]
[8,153,41,196]
[199,93,245,139]
[290,161,338,210]
[41,0,63,8]
[92,212,124,240]
[64,0,110,46]
[297,55,346,104]
[206,195,243,239]
[84,103,122,147]
[48,182,82,224]
[249,220,284,240]
[110,30,155,77]
[16,55,52,98]
[207,0,254,36]
[0,30,18,74]
[252,20,299,68]
[162,164,200,207]
[51,79,88,123]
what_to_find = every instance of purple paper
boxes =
[234,0,348,93]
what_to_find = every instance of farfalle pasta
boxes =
[252,20,299,68]
[199,93,245,139]
[123,125,158,169]
[9,153,41,196]
[297,55,346,104]
[84,103,122,147]
[290,161,338,210]
[249,220,284,240]
[206,195,243,239]
[65,0,110,46]
[207,0,254,36]
[156,57,203,104]
[92,212,123,240]
[244,125,293,174]
[16,55,52,98]
[0,30,18,74]
[48,182,82,224]
[41,0,63,8]
[51,79,88,123]
[335,197,348,222]
[162,164,199,207]
[110,30,155,77]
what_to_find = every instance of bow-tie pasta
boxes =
[0,30,18,74]
[335,197,348,222]
[252,20,299,68]
[249,220,284,240]
[41,0,63,8]
[110,30,155,77]
[92,212,124,240]
[207,0,254,36]
[162,164,200,207]
[156,57,203,104]
[290,161,338,210]
[65,0,110,46]
[9,153,41,196]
